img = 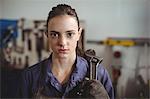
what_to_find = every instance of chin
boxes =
[58,53,69,59]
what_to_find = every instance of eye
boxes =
[50,32,59,38]
[66,32,75,38]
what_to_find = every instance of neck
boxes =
[52,53,76,69]
[51,53,76,84]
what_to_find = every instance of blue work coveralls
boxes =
[20,55,114,99]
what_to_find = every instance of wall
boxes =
[148,1,150,36]
[1,0,149,39]
[0,0,2,18]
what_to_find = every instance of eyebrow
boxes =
[50,30,76,33]
[50,31,60,33]
[66,30,75,33]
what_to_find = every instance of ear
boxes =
[45,31,48,37]
[77,27,82,41]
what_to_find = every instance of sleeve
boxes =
[97,65,114,99]
[19,69,33,98]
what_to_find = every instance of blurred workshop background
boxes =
[0,0,150,98]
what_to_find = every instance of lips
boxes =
[58,49,69,53]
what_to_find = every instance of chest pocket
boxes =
[32,60,62,99]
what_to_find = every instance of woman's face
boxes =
[47,15,82,58]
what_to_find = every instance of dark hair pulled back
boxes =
[46,4,79,32]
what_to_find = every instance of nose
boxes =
[58,36,67,47]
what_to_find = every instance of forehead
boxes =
[47,15,78,32]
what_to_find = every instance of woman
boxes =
[20,4,114,99]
